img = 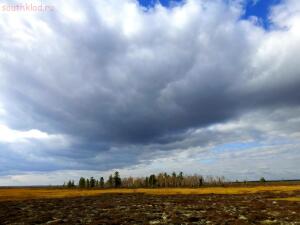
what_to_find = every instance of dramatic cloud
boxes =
[0,0,299,184]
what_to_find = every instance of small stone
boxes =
[162,213,168,221]
[149,220,160,224]
[239,215,247,220]
[261,219,278,224]
[46,219,61,224]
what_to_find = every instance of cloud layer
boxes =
[0,0,300,184]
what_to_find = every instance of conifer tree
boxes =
[90,177,96,188]
[107,175,113,188]
[113,171,121,188]
[79,177,86,188]
[100,177,105,188]
[149,174,157,188]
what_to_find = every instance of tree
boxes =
[149,174,157,187]
[63,171,231,189]
[178,172,184,187]
[79,177,86,188]
[157,173,164,187]
[163,173,168,187]
[260,177,266,182]
[67,180,75,188]
[100,177,105,188]
[113,171,121,188]
[199,176,204,186]
[67,180,72,188]
[145,177,149,187]
[172,172,177,187]
[90,177,96,188]
[107,175,113,188]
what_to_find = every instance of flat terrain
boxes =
[0,186,300,224]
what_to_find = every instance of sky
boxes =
[0,0,300,185]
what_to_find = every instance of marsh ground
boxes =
[0,186,299,224]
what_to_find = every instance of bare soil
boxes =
[0,192,299,225]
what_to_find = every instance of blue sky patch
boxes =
[242,0,282,29]
[138,0,184,8]
[138,0,282,29]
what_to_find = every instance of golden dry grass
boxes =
[272,197,300,202]
[0,185,300,201]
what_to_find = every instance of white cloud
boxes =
[0,0,300,184]
[0,124,69,145]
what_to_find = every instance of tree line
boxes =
[64,171,226,188]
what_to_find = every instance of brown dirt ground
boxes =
[0,191,299,225]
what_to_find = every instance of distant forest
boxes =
[63,171,232,188]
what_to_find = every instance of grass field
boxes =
[1,185,300,201]
[273,197,300,201]
[1,185,299,224]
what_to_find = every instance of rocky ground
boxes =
[0,192,299,225]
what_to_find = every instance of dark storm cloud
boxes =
[0,0,300,175]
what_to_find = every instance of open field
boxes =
[273,197,300,202]
[1,185,300,201]
[0,185,300,224]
